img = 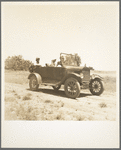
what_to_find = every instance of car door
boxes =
[35,66,66,83]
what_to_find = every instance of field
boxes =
[4,69,117,121]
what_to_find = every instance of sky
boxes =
[2,2,119,71]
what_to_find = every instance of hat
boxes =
[36,58,40,61]
[52,59,56,63]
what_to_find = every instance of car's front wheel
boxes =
[29,75,39,91]
[64,78,80,99]
[89,79,104,95]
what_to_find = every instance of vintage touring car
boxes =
[28,53,104,99]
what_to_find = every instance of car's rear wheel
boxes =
[64,78,80,99]
[29,75,39,91]
[52,85,61,91]
[89,79,104,95]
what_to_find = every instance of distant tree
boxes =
[5,55,33,71]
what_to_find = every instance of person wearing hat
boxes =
[35,57,42,67]
[36,58,40,64]
[57,56,64,67]
[51,59,56,67]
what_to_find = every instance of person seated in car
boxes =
[57,56,64,67]
[35,58,42,67]
[45,59,56,67]
[51,59,56,67]
[57,61,63,67]
[36,58,40,64]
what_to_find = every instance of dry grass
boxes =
[4,70,116,121]
[15,104,37,120]
[99,102,107,108]
[23,93,32,100]
[5,96,15,102]
[61,102,64,107]
[91,70,116,92]
[16,95,21,99]
[4,92,115,120]
[56,114,62,120]
[103,76,116,92]
[44,100,52,103]
[5,70,29,84]
[12,90,16,93]
[14,93,21,99]
[5,69,116,93]
[75,115,84,121]
[5,100,37,120]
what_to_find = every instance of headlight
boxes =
[80,73,84,78]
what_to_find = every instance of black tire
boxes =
[89,79,104,96]
[52,85,61,91]
[29,75,39,91]
[64,78,80,99]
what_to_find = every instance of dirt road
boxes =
[4,82,116,121]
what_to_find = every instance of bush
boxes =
[99,102,107,108]
[5,55,33,71]
[23,93,32,100]
[15,103,37,120]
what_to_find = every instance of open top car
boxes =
[28,53,104,99]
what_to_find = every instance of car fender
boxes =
[60,72,82,85]
[90,74,103,81]
[89,74,104,90]
[28,73,42,85]
[89,74,104,88]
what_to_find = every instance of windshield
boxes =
[60,53,79,66]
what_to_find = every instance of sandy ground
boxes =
[4,79,116,121]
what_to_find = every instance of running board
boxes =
[41,81,61,87]
[41,83,56,86]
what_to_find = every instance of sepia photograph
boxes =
[1,1,119,148]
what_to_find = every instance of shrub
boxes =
[99,102,107,108]
[61,102,64,107]
[15,103,37,120]
[75,115,85,121]
[16,94,21,99]
[11,90,16,93]
[44,100,51,103]
[23,93,32,100]
[14,93,21,99]
[56,114,62,120]
[5,55,33,71]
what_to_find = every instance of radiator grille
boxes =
[82,70,90,82]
